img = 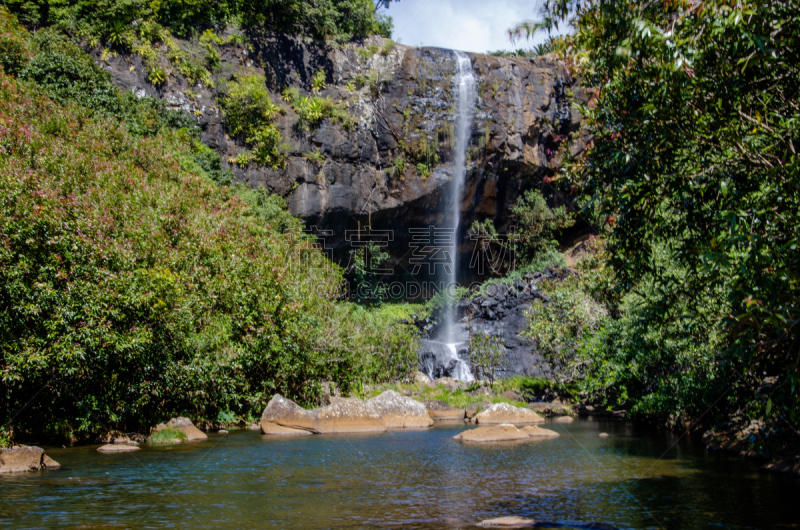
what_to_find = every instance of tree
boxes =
[516,1,800,431]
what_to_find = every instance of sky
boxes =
[383,0,549,54]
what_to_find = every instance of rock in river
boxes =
[97,444,141,453]
[166,417,208,441]
[366,390,433,429]
[473,403,545,425]
[0,446,60,473]
[454,424,531,443]
[422,400,465,421]
[261,394,387,434]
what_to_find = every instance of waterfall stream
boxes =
[439,51,477,382]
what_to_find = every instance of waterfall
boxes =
[439,51,476,382]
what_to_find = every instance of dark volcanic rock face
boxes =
[98,34,587,282]
[418,267,573,379]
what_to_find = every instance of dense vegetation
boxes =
[2,0,393,41]
[518,0,799,450]
[0,9,417,444]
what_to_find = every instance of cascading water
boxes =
[438,50,476,382]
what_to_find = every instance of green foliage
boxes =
[311,70,326,92]
[282,85,354,130]
[415,162,431,179]
[0,8,30,74]
[348,240,389,306]
[3,0,392,42]
[391,156,405,177]
[512,188,574,261]
[521,0,800,432]
[20,51,122,113]
[220,72,285,168]
[523,276,608,375]
[0,51,417,440]
[149,427,188,445]
[240,0,391,41]
[469,332,504,385]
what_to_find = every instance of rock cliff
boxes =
[97,32,588,284]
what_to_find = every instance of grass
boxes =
[149,427,189,445]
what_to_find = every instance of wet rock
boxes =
[414,371,432,385]
[477,516,539,528]
[97,444,140,453]
[520,426,559,438]
[454,424,530,443]
[761,457,800,478]
[599,433,610,438]
[474,403,545,425]
[422,400,465,421]
[261,394,387,434]
[313,398,388,434]
[555,416,574,423]
[218,430,229,434]
[465,401,492,422]
[260,421,312,436]
[0,446,60,473]
[166,418,209,441]
[366,390,433,429]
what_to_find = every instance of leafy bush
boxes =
[0,8,30,74]
[149,427,188,445]
[0,59,417,441]
[220,72,286,168]
[282,86,355,130]
[20,51,122,113]
[512,188,574,261]
[469,332,504,385]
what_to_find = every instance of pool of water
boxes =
[1,419,798,529]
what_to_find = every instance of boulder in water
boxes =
[166,418,208,441]
[0,446,60,473]
[366,390,433,429]
[422,400,465,421]
[473,403,545,425]
[555,416,574,423]
[261,395,387,434]
[314,398,387,434]
[520,426,560,438]
[454,424,530,443]
[260,421,312,436]
[477,516,540,527]
[97,444,140,453]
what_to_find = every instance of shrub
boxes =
[511,188,574,261]
[220,72,285,168]
[469,332,504,385]
[0,8,30,75]
[19,51,122,114]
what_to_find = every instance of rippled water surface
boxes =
[1,419,798,529]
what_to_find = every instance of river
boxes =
[1,419,797,529]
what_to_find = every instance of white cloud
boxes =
[384,0,551,54]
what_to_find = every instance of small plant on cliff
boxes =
[311,70,327,92]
